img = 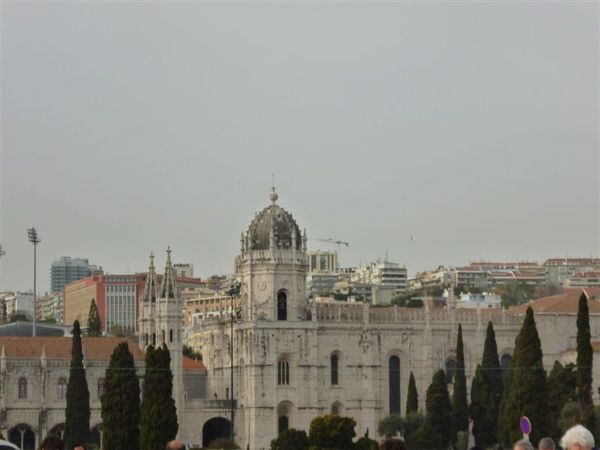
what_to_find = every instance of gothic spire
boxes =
[160,246,176,299]
[142,252,158,303]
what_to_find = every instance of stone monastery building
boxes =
[2,189,600,450]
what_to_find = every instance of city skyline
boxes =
[2,2,598,291]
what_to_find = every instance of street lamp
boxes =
[27,228,41,337]
[0,245,5,322]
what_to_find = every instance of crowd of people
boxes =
[32,423,596,450]
[38,438,187,450]
[376,424,597,450]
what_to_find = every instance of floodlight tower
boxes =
[0,244,5,321]
[27,228,41,337]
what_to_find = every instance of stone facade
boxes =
[196,190,600,450]
[0,337,144,450]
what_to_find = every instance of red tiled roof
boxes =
[183,356,205,370]
[0,336,145,360]
[510,288,600,315]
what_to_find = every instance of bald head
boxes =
[165,440,185,450]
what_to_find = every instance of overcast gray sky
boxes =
[1,2,598,292]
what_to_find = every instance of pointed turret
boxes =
[160,247,176,299]
[142,252,159,302]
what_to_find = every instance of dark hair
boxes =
[72,444,87,450]
[380,439,407,450]
[40,435,64,450]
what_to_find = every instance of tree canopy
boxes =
[64,320,90,450]
[101,342,140,450]
[498,307,549,445]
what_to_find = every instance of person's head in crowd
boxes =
[165,440,185,450]
[39,435,64,450]
[513,439,535,450]
[539,437,556,450]
[561,425,596,450]
[380,438,407,450]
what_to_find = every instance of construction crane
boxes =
[309,238,349,253]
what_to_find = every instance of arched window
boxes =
[152,333,156,346]
[277,358,290,385]
[144,333,148,346]
[277,291,287,321]
[500,354,512,383]
[162,330,166,343]
[389,356,400,414]
[331,353,339,385]
[18,377,28,400]
[57,377,67,400]
[278,416,289,434]
[445,358,457,384]
[169,329,173,343]
[331,401,343,416]
[97,378,105,399]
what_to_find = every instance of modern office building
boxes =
[64,272,203,333]
[50,257,102,293]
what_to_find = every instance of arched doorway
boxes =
[8,425,36,450]
[202,417,231,448]
[48,424,65,439]
[278,416,289,434]
[277,291,287,321]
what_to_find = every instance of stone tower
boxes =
[138,249,185,438]
[236,188,309,322]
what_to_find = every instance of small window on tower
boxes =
[170,329,173,343]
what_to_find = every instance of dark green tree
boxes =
[64,320,91,450]
[140,345,179,450]
[101,342,140,450]
[426,369,453,448]
[377,414,404,439]
[498,307,549,445]
[405,421,442,450]
[470,321,504,449]
[87,299,101,337]
[577,294,597,434]
[404,412,425,439]
[452,324,468,441]
[355,432,378,450]
[406,372,419,415]
[270,429,309,450]
[547,361,577,440]
[308,414,356,450]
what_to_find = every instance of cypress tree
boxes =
[470,321,503,449]
[452,324,468,441]
[547,361,577,440]
[498,307,549,445]
[406,372,419,415]
[64,320,91,450]
[101,342,140,450]
[87,299,101,337]
[577,293,596,434]
[426,369,453,448]
[140,344,178,450]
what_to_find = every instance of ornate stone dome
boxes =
[247,189,302,251]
